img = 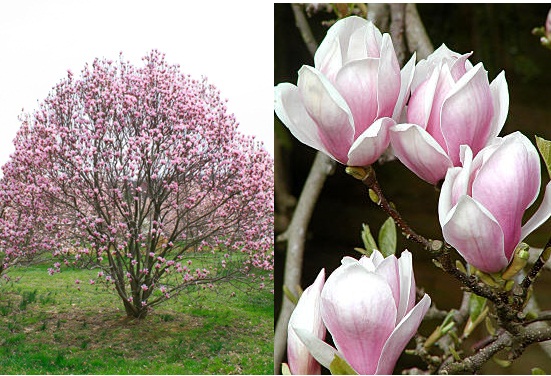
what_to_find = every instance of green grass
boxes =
[0,264,273,374]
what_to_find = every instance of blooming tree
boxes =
[275,5,551,375]
[2,50,273,318]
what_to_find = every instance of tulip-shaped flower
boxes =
[439,132,551,273]
[286,269,326,375]
[390,44,509,184]
[291,250,431,375]
[274,16,415,166]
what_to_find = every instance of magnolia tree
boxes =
[2,50,274,318]
[275,5,551,375]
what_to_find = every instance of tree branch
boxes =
[405,3,434,60]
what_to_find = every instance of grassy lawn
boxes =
[0,264,273,374]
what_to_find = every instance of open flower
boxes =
[439,132,551,273]
[274,16,415,166]
[290,250,431,375]
[390,44,509,184]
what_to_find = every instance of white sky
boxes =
[0,1,274,175]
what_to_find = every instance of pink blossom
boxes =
[275,16,415,166]
[439,132,551,273]
[390,44,509,184]
[292,251,430,374]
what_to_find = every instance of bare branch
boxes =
[405,3,434,60]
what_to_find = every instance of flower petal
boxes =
[347,117,393,166]
[335,59,379,136]
[293,328,350,374]
[298,65,355,163]
[321,262,396,375]
[487,71,509,140]
[393,53,416,121]
[397,250,416,322]
[521,181,551,242]
[375,294,431,375]
[288,269,326,375]
[442,195,508,273]
[440,63,494,165]
[472,132,540,260]
[376,33,401,119]
[438,146,473,225]
[274,83,331,157]
[373,255,400,316]
[390,123,453,184]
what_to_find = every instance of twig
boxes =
[390,4,407,65]
[291,3,318,57]
[405,3,434,60]
[347,165,432,249]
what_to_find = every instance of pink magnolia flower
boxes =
[439,132,551,273]
[274,16,415,166]
[390,44,509,184]
[292,250,431,375]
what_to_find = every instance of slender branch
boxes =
[519,242,551,300]
[347,165,431,249]
[291,3,318,57]
[405,3,434,60]
[390,4,407,65]
[440,331,512,374]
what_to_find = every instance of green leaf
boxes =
[360,224,378,257]
[536,136,551,179]
[469,293,487,322]
[378,217,397,257]
[329,354,358,375]
[283,285,299,305]
[532,367,546,375]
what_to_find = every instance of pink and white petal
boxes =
[438,146,473,225]
[321,263,396,375]
[373,255,400,314]
[375,294,431,375]
[274,83,332,158]
[424,64,456,150]
[298,66,355,163]
[393,53,416,121]
[487,71,509,140]
[440,63,494,164]
[288,269,326,375]
[472,132,540,260]
[347,117,393,166]
[356,255,376,272]
[390,123,453,184]
[293,327,346,374]
[376,33,401,119]
[315,38,342,82]
[397,250,416,322]
[407,65,441,130]
[410,44,454,92]
[521,181,551,241]
[362,19,383,58]
[442,195,508,273]
[369,249,385,267]
[449,51,473,81]
[335,59,379,136]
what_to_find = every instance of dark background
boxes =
[275,3,551,374]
